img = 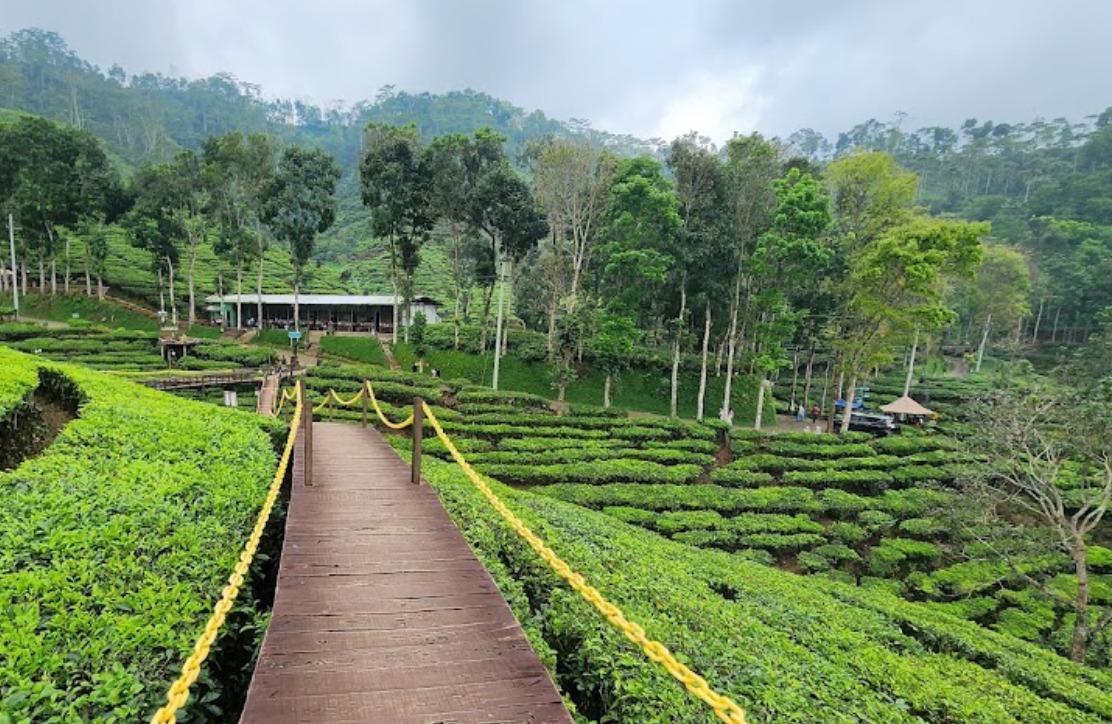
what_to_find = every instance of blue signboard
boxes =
[288,330,302,340]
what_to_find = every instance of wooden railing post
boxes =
[361,382,369,428]
[299,378,313,486]
[411,397,423,485]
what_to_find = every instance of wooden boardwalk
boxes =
[240,422,571,723]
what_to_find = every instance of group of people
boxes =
[795,403,822,424]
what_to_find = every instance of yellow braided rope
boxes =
[312,394,331,414]
[420,401,748,724]
[365,381,414,429]
[274,388,296,417]
[329,388,365,407]
[150,392,304,724]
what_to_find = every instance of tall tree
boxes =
[360,123,434,341]
[719,133,781,422]
[125,163,187,325]
[259,146,340,331]
[667,136,731,421]
[202,132,276,327]
[527,136,615,319]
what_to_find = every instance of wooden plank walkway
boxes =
[240,422,571,723]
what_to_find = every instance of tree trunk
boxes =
[50,258,57,295]
[479,282,495,352]
[236,265,244,329]
[83,242,92,297]
[1031,297,1044,343]
[976,313,992,372]
[22,261,28,296]
[788,349,799,408]
[669,285,687,418]
[38,256,45,292]
[754,378,769,431]
[492,258,507,391]
[603,372,612,409]
[166,257,178,327]
[557,380,566,403]
[390,272,400,345]
[1071,545,1091,663]
[826,370,843,433]
[293,277,300,332]
[256,252,265,330]
[802,344,816,408]
[96,273,104,300]
[187,247,197,326]
[64,235,70,295]
[840,372,857,433]
[158,268,165,320]
[720,274,742,421]
[904,328,920,397]
[696,300,711,421]
[1051,307,1061,343]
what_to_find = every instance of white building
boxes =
[205,293,441,331]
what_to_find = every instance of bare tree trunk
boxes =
[1031,297,1044,343]
[754,378,769,430]
[802,343,816,408]
[479,282,495,351]
[696,300,711,421]
[22,261,28,296]
[63,235,70,295]
[187,247,197,326]
[83,243,92,297]
[603,372,612,409]
[293,277,300,332]
[96,273,104,300]
[50,258,57,295]
[976,313,992,372]
[720,274,742,421]
[827,370,843,433]
[38,256,45,292]
[1051,307,1061,343]
[904,328,920,397]
[788,349,799,408]
[166,257,178,327]
[1071,546,1091,663]
[236,265,243,329]
[492,258,507,391]
[840,372,857,433]
[669,285,686,418]
[254,220,265,329]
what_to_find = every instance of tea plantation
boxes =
[5,342,1112,721]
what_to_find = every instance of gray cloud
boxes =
[1,0,1109,143]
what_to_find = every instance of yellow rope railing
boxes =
[150,388,304,724]
[353,377,746,723]
[364,380,414,430]
[418,400,747,723]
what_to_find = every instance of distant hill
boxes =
[0,28,663,170]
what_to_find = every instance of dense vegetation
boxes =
[0,347,282,720]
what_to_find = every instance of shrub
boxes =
[858,510,897,531]
[655,510,726,535]
[827,522,869,545]
[672,529,735,549]
[798,551,831,573]
[815,544,861,563]
[709,466,776,487]
[762,441,876,459]
[478,460,703,486]
[739,533,825,552]
[782,469,894,495]
[891,465,949,485]
[727,513,824,536]
[899,517,947,539]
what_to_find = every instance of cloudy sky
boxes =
[1,0,1109,143]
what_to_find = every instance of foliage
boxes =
[0,347,279,720]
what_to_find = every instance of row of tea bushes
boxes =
[408,448,1112,722]
[0,348,282,720]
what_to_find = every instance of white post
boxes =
[8,213,18,319]
[492,257,507,390]
[903,328,919,397]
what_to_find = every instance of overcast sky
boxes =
[1,0,1109,143]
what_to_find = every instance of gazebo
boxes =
[880,395,936,420]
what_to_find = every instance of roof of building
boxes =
[204,293,440,306]
[879,395,935,416]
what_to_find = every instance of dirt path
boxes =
[944,355,969,378]
[379,336,401,371]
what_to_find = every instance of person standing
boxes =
[796,404,805,422]
[810,404,821,424]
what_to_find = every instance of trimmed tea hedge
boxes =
[0,348,281,720]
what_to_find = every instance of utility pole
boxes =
[491,256,507,390]
[8,213,18,320]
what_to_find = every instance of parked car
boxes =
[833,411,898,436]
